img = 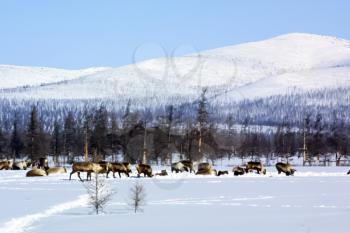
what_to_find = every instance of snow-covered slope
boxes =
[0,65,111,89]
[1,33,350,103]
[226,66,350,100]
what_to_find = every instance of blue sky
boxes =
[0,0,349,69]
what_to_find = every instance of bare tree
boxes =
[85,173,114,214]
[129,182,146,213]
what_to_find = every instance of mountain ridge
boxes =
[1,33,350,104]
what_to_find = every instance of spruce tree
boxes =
[10,120,24,158]
[51,120,63,163]
[0,126,8,158]
[91,106,108,159]
[26,106,41,160]
[196,88,209,159]
[109,112,119,160]
[64,111,76,157]
[197,88,209,129]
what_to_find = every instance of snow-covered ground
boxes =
[0,166,349,233]
[0,65,110,89]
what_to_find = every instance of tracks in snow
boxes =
[0,195,88,233]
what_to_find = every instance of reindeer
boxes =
[155,170,168,176]
[233,166,245,176]
[32,157,50,170]
[136,164,153,177]
[275,162,296,176]
[26,168,47,177]
[171,162,187,173]
[25,160,35,169]
[123,162,132,174]
[245,161,266,175]
[197,162,210,171]
[0,160,12,170]
[69,162,103,181]
[217,170,229,176]
[180,160,194,173]
[47,167,67,175]
[97,161,110,177]
[107,162,131,178]
[196,169,217,176]
[12,161,28,170]
[196,163,217,175]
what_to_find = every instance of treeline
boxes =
[0,89,349,165]
[1,87,350,132]
[230,113,350,165]
[215,86,350,127]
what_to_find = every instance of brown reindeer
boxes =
[25,160,35,169]
[107,162,131,178]
[171,162,187,173]
[196,168,217,175]
[275,162,296,176]
[69,162,103,181]
[233,166,245,176]
[217,170,229,176]
[12,161,28,170]
[196,163,217,175]
[97,161,110,177]
[245,161,266,175]
[197,162,211,171]
[123,162,132,174]
[36,157,49,170]
[180,160,194,173]
[47,167,67,175]
[136,164,153,177]
[26,168,47,177]
[155,170,168,176]
[0,160,12,170]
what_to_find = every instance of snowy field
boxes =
[0,166,350,233]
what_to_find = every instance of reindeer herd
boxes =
[1,158,349,181]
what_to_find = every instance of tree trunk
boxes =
[336,152,341,166]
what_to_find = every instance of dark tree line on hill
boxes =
[1,87,349,131]
[0,89,349,165]
[215,87,350,127]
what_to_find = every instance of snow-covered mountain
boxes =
[1,33,350,105]
[0,65,110,89]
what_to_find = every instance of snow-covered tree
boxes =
[85,173,114,215]
[128,182,146,213]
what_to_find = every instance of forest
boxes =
[0,88,349,166]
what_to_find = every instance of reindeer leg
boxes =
[118,172,122,178]
[69,170,75,180]
[77,172,84,182]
